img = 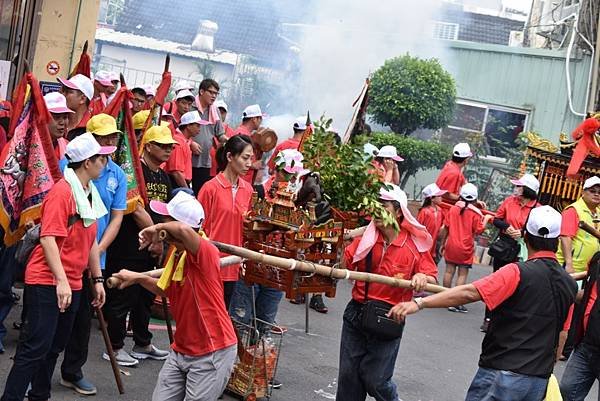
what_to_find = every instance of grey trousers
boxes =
[152,345,237,401]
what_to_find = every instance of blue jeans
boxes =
[465,367,548,401]
[0,246,18,350]
[336,300,402,401]
[0,285,81,401]
[229,280,283,332]
[560,343,600,401]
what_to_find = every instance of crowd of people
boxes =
[0,70,597,401]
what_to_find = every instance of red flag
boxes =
[566,117,600,177]
[298,111,313,152]
[0,72,62,245]
[69,40,91,78]
[153,71,172,107]
[104,85,148,210]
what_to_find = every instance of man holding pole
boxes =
[336,184,438,401]
[110,192,237,401]
[388,205,578,401]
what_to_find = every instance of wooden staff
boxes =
[106,255,243,288]
[89,278,125,394]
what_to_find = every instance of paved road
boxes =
[0,264,597,400]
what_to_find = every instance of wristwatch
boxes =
[413,297,425,310]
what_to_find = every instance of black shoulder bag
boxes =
[488,203,538,262]
[360,250,405,341]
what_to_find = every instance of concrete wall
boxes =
[33,0,101,81]
[97,44,235,88]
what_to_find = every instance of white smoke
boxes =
[291,0,449,131]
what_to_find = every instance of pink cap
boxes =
[57,74,94,101]
[94,70,114,87]
[44,92,74,114]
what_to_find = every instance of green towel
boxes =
[63,167,108,227]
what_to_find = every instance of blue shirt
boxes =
[59,158,127,268]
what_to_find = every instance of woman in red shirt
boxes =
[197,135,254,308]
[2,133,112,401]
[440,183,492,313]
[417,183,447,261]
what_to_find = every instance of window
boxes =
[433,22,459,41]
[442,99,529,158]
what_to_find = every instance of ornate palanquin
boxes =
[242,183,344,299]
[524,132,600,211]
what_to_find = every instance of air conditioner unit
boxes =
[509,30,524,47]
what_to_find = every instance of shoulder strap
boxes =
[364,249,373,303]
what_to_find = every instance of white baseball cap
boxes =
[44,92,74,114]
[510,173,540,193]
[214,100,228,112]
[179,110,210,126]
[150,191,205,228]
[175,89,195,101]
[293,116,307,131]
[453,143,473,158]
[583,176,600,190]
[57,74,94,101]
[65,132,117,162]
[174,81,194,93]
[94,70,113,87]
[422,183,447,199]
[109,71,120,83]
[525,205,561,238]
[142,84,156,97]
[460,183,478,201]
[242,104,264,118]
[377,145,404,162]
[363,143,379,159]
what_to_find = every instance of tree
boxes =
[367,132,449,188]
[369,54,457,135]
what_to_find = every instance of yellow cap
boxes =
[86,113,122,136]
[133,110,151,130]
[143,125,177,145]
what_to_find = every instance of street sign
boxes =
[40,81,61,96]
[46,60,60,76]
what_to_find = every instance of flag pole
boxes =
[142,54,170,135]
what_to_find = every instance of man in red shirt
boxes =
[234,104,264,184]
[436,142,472,201]
[110,192,237,401]
[58,74,94,140]
[89,70,114,116]
[209,100,235,177]
[268,116,307,171]
[164,111,209,188]
[336,184,437,401]
[165,89,195,127]
[389,205,577,401]
[559,252,600,400]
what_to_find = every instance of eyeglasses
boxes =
[205,89,219,96]
[151,142,175,150]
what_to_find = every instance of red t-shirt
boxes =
[25,179,98,290]
[563,282,597,332]
[436,161,466,196]
[166,238,237,356]
[267,138,301,170]
[233,124,256,184]
[495,196,538,231]
[443,205,485,265]
[560,207,580,237]
[89,95,107,116]
[344,230,438,305]
[164,130,191,181]
[197,173,254,281]
[417,205,444,258]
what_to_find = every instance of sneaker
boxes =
[59,377,97,396]
[448,305,468,313]
[130,344,169,361]
[269,378,283,389]
[480,318,490,333]
[309,295,328,314]
[271,325,287,335]
[289,294,305,304]
[103,348,139,367]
